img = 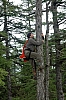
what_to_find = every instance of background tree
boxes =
[52,0,64,100]
[45,1,50,100]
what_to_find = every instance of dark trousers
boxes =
[24,50,41,66]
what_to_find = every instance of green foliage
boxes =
[11,62,37,100]
[0,41,8,86]
[0,31,8,39]
[0,68,7,86]
[60,47,66,99]
[0,46,5,56]
[61,48,66,60]
[49,68,57,100]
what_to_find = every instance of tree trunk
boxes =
[52,0,64,100]
[36,0,45,100]
[3,1,12,100]
[45,2,50,100]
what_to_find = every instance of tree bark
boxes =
[35,0,45,100]
[3,0,12,100]
[52,0,64,100]
[45,2,50,100]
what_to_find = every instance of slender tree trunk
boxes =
[52,0,64,100]
[35,0,45,100]
[45,2,50,100]
[28,1,31,32]
[3,1,12,100]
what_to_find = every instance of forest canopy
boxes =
[0,0,66,100]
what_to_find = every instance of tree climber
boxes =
[24,32,44,79]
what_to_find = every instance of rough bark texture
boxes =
[36,0,45,100]
[45,2,50,100]
[52,0,64,100]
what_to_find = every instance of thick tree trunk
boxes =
[52,0,64,100]
[36,0,45,100]
[3,1,12,100]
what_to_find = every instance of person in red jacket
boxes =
[24,32,44,79]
